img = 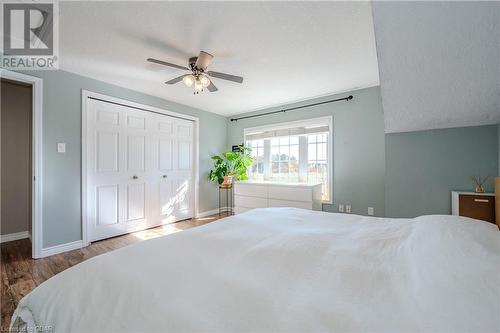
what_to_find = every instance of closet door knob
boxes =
[132,175,138,179]
[162,175,168,179]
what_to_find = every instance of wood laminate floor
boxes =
[0,213,226,329]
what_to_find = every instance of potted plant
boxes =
[209,146,253,186]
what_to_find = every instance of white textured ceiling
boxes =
[58,1,380,116]
[372,1,500,133]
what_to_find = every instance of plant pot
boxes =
[222,175,234,186]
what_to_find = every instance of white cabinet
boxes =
[234,181,322,214]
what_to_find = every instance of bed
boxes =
[11,208,500,332]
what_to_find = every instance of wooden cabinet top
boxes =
[452,191,494,197]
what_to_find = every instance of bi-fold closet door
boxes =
[86,99,194,242]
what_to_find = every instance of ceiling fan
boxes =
[147,51,243,94]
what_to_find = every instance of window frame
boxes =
[244,116,333,204]
[247,139,265,180]
[270,136,300,182]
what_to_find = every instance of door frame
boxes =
[0,69,44,258]
[81,90,200,246]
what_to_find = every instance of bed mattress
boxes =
[11,208,500,332]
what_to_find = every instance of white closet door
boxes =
[150,114,194,225]
[86,99,194,242]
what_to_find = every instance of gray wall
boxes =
[227,86,386,216]
[11,68,499,248]
[498,123,500,176]
[385,125,498,218]
[1,81,32,235]
[24,70,227,248]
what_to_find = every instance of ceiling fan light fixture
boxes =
[194,78,203,92]
[182,74,195,87]
[148,51,243,94]
[200,75,211,88]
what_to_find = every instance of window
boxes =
[270,136,299,182]
[244,117,332,202]
[307,133,329,200]
[248,139,264,181]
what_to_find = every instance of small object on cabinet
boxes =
[471,175,488,193]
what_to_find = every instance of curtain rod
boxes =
[230,95,353,122]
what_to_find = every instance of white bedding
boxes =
[11,208,500,332]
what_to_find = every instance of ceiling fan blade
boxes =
[195,51,213,70]
[207,71,243,84]
[165,75,187,84]
[147,58,189,71]
[207,81,218,92]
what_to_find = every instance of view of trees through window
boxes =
[246,132,330,201]
[247,139,264,181]
[271,136,299,182]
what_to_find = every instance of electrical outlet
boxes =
[368,207,374,216]
[346,205,352,213]
[338,204,344,213]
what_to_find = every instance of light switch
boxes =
[368,207,374,216]
[57,142,66,153]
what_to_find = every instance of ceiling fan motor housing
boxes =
[189,57,198,69]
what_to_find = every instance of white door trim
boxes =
[0,69,44,258]
[81,90,200,246]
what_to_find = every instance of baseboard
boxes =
[38,208,230,257]
[0,231,30,243]
[196,207,231,218]
[40,240,84,258]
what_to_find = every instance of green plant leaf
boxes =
[209,147,254,185]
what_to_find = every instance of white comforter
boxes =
[12,208,500,332]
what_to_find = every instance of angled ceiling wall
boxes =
[372,1,500,133]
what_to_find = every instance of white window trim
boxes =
[244,116,333,204]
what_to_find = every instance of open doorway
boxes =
[0,79,33,253]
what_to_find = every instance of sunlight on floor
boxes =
[156,224,184,235]
[195,217,218,222]
[130,230,161,240]
[130,210,222,241]
[130,223,185,240]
